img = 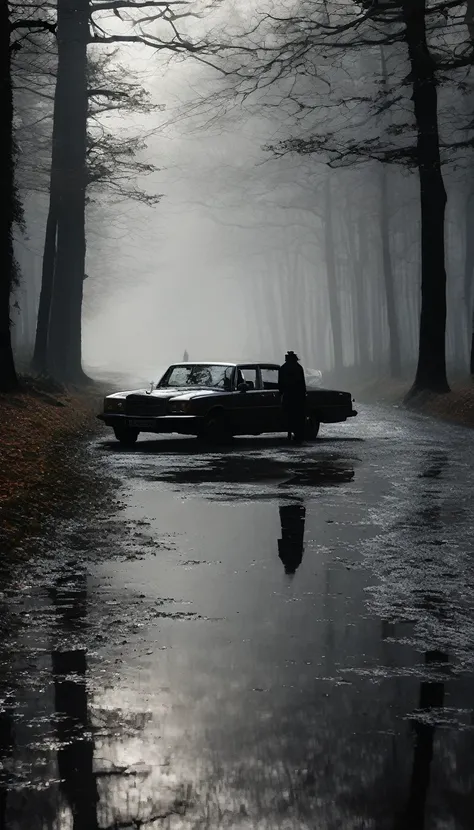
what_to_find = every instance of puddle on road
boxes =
[1,418,474,828]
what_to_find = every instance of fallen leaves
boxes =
[0,377,104,551]
[408,383,474,428]
[355,377,474,428]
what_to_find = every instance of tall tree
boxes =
[379,164,401,377]
[31,0,213,383]
[0,0,18,391]
[44,0,89,383]
[223,0,474,392]
[324,176,343,371]
[401,0,448,394]
[30,52,158,374]
[379,45,401,378]
[1,3,54,392]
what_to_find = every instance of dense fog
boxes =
[6,0,474,391]
[3,6,474,829]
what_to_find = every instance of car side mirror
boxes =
[237,382,249,393]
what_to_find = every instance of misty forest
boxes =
[3,0,474,393]
[3,3,474,830]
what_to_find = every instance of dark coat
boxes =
[278,361,306,402]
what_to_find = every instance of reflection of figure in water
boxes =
[278,351,306,443]
[278,502,306,575]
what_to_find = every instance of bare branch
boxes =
[90,0,188,10]
[10,19,56,34]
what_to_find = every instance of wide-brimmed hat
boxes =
[285,350,299,361]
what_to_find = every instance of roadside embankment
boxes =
[0,377,111,553]
[352,376,474,428]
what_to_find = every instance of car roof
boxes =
[168,362,280,369]
[169,362,237,367]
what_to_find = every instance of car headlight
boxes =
[104,397,125,413]
[169,400,191,414]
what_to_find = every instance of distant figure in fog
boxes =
[278,351,306,442]
[183,349,189,362]
[278,502,306,575]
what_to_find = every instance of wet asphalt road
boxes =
[1,405,474,829]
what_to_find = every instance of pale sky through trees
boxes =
[81,5,326,375]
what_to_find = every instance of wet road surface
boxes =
[1,405,474,828]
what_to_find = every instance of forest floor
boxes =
[0,377,109,553]
[353,376,474,428]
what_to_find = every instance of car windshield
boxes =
[158,364,234,390]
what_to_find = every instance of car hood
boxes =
[106,387,225,401]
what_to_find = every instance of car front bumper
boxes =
[97,413,203,435]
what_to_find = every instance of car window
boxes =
[238,368,258,390]
[261,368,279,390]
[305,369,323,388]
[159,365,234,389]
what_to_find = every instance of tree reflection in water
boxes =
[52,571,99,830]
[397,651,449,830]
[0,695,14,830]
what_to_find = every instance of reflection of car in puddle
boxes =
[279,464,355,487]
[155,454,356,488]
[278,502,306,576]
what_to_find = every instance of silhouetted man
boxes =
[183,349,189,362]
[278,351,306,442]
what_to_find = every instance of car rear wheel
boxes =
[200,411,233,445]
[304,416,320,440]
[113,427,139,447]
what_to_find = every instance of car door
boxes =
[259,366,285,432]
[227,366,265,434]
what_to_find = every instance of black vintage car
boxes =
[98,362,357,446]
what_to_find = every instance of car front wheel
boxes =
[113,427,139,447]
[304,416,320,440]
[200,411,233,445]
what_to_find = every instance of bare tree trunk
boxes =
[369,270,384,371]
[269,250,287,358]
[289,249,304,355]
[355,214,370,371]
[15,246,36,352]
[23,280,34,352]
[46,0,89,383]
[379,48,402,378]
[465,2,474,378]
[324,178,343,372]
[32,207,57,373]
[445,206,466,372]
[305,272,321,368]
[464,191,474,378]
[379,166,402,377]
[470,309,474,377]
[10,302,21,352]
[403,0,449,394]
[350,283,359,366]
[344,221,360,366]
[0,1,18,391]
